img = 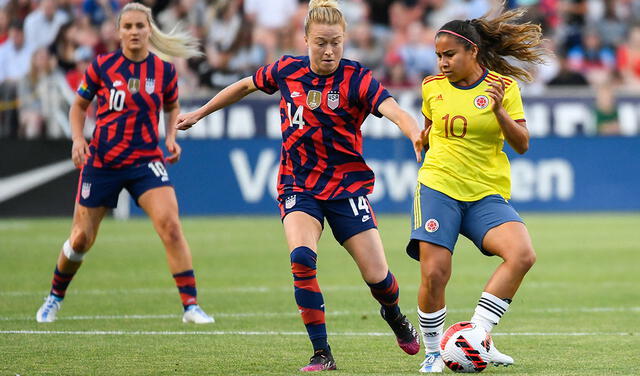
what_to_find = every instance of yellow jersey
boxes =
[419,69,525,201]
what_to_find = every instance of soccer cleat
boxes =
[36,295,62,323]
[182,305,215,324]
[488,342,514,367]
[380,307,421,355]
[300,349,337,372]
[419,351,445,373]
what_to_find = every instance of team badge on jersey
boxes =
[81,182,92,199]
[307,90,322,110]
[425,218,439,233]
[474,95,489,109]
[145,78,155,94]
[285,195,297,209]
[327,91,340,110]
[128,78,140,94]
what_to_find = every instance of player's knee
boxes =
[507,246,536,273]
[157,217,183,245]
[290,246,317,276]
[420,265,449,289]
[64,239,88,261]
[69,230,95,252]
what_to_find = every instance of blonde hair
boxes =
[304,0,346,35]
[116,3,202,59]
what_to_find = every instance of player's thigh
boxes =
[138,186,180,226]
[418,240,452,284]
[342,228,388,282]
[70,202,108,248]
[483,221,535,262]
[282,211,323,252]
[279,192,324,252]
[461,194,527,257]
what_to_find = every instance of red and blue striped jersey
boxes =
[77,49,178,169]
[253,55,392,200]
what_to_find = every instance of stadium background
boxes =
[1,1,639,375]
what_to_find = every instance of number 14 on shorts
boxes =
[148,161,169,182]
[348,196,370,218]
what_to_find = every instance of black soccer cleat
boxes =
[381,307,421,355]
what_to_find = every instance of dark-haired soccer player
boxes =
[176,0,425,371]
[36,3,213,324]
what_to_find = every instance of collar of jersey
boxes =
[305,56,343,78]
[449,68,488,90]
[118,49,152,64]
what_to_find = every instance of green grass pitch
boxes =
[1,213,639,375]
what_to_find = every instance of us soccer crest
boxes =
[81,182,92,199]
[128,78,140,94]
[327,91,340,110]
[145,78,155,94]
[285,195,296,209]
[307,90,322,110]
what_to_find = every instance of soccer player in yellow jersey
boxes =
[406,8,548,373]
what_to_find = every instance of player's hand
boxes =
[175,111,201,131]
[486,77,506,112]
[165,139,182,164]
[411,131,424,164]
[71,138,90,168]
[421,124,431,153]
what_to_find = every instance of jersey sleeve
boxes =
[77,58,101,100]
[164,63,179,105]
[503,80,525,122]
[252,59,280,94]
[421,80,433,120]
[357,69,392,118]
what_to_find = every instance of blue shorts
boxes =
[278,192,378,244]
[406,184,523,260]
[76,161,173,208]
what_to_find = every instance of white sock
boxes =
[471,291,510,333]
[417,306,446,354]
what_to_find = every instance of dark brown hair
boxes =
[438,7,547,82]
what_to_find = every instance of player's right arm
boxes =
[69,95,92,168]
[175,77,258,130]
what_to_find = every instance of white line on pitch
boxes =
[1,330,637,337]
[2,306,639,322]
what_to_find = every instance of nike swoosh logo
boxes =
[0,160,76,203]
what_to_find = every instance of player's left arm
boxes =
[486,77,529,154]
[378,97,423,163]
[164,100,182,164]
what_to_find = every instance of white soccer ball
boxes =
[440,321,491,373]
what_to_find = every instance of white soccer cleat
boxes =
[488,342,514,367]
[36,295,62,323]
[182,305,215,324]
[419,352,445,373]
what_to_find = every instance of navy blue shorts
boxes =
[406,184,523,260]
[278,192,378,244]
[76,161,173,208]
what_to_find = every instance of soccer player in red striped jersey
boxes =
[177,0,425,371]
[36,3,214,325]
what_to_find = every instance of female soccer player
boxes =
[36,3,214,324]
[407,8,546,373]
[176,0,423,371]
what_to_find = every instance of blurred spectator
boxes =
[567,28,615,83]
[594,84,620,135]
[380,52,414,89]
[82,0,119,26]
[547,51,589,86]
[616,24,640,90]
[0,20,33,137]
[94,17,119,55]
[424,0,468,29]
[65,45,93,91]
[345,21,386,73]
[398,22,437,81]
[244,0,297,64]
[48,22,79,72]
[592,0,627,49]
[4,0,33,22]
[0,9,9,45]
[24,0,70,49]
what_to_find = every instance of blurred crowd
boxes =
[2,0,639,138]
